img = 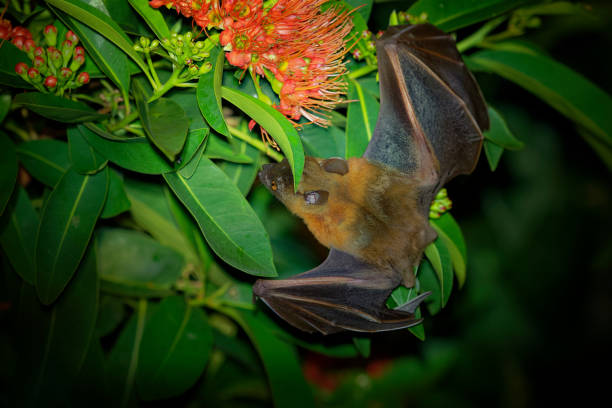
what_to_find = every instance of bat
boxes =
[253,23,489,334]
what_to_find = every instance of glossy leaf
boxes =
[137,296,213,400]
[100,169,131,218]
[123,178,199,265]
[468,49,612,161]
[0,187,38,284]
[388,285,425,340]
[484,140,504,171]
[484,106,524,150]
[0,94,11,123]
[0,42,31,89]
[345,0,373,22]
[16,139,70,187]
[134,82,189,161]
[96,227,184,297]
[127,0,171,39]
[53,7,131,98]
[205,134,254,164]
[106,299,147,408]
[234,310,316,408]
[36,167,108,305]
[67,126,108,174]
[178,136,207,179]
[94,295,125,338]
[164,157,276,277]
[79,124,205,174]
[418,259,441,315]
[14,93,106,123]
[222,86,304,191]
[0,133,18,215]
[345,78,379,158]
[353,337,371,358]
[15,245,98,406]
[198,46,230,137]
[431,213,468,288]
[105,0,151,36]
[300,124,345,159]
[408,0,530,32]
[219,139,262,196]
[46,0,148,74]
[424,238,453,308]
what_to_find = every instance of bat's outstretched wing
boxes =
[253,249,429,335]
[364,23,489,212]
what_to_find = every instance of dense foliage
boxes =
[1,0,610,407]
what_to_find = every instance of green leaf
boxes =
[53,6,131,98]
[137,296,213,400]
[353,337,371,358]
[0,93,11,123]
[127,0,171,39]
[387,286,425,340]
[15,245,98,406]
[205,133,254,164]
[94,295,125,337]
[484,106,524,150]
[345,0,373,22]
[233,310,316,408]
[424,238,453,308]
[105,0,151,35]
[408,0,530,32]
[484,140,504,171]
[300,124,346,158]
[35,167,108,305]
[468,49,612,162]
[178,136,207,179]
[134,82,189,161]
[345,78,379,158]
[96,227,184,297]
[68,126,108,174]
[0,42,31,89]
[46,0,148,75]
[79,123,204,174]
[431,213,468,288]
[222,86,304,191]
[164,157,276,277]
[0,133,18,215]
[198,46,230,137]
[13,93,106,123]
[106,299,147,408]
[16,139,70,187]
[219,139,262,196]
[100,169,131,218]
[0,187,38,284]
[418,259,441,315]
[124,178,199,265]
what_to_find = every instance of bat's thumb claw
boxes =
[252,279,266,297]
[394,291,431,314]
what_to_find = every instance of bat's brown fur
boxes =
[259,156,437,286]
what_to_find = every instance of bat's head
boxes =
[258,157,350,216]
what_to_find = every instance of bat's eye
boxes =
[271,180,277,191]
[304,190,329,205]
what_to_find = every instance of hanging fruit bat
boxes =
[253,23,489,334]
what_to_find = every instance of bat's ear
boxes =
[321,158,349,175]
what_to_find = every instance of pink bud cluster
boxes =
[149,0,354,126]
[8,22,90,94]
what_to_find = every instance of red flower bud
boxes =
[44,25,57,36]
[44,75,58,88]
[43,25,58,47]
[11,26,32,39]
[76,72,90,85]
[59,67,73,80]
[69,54,85,71]
[15,62,29,75]
[33,56,46,69]
[74,46,85,56]
[0,26,10,40]
[34,47,45,58]
[65,30,79,44]
[27,67,40,80]
[12,36,25,50]
[23,39,36,53]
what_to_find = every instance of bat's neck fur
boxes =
[292,157,436,287]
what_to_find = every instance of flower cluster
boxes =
[429,188,452,219]
[150,0,353,126]
[0,18,33,49]
[8,24,90,95]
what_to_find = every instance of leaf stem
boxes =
[348,64,377,80]
[146,51,162,89]
[147,66,182,103]
[457,16,507,53]
[228,125,283,162]
[108,110,139,132]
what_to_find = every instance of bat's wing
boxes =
[364,23,489,210]
[253,249,429,335]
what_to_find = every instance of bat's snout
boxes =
[252,279,267,297]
